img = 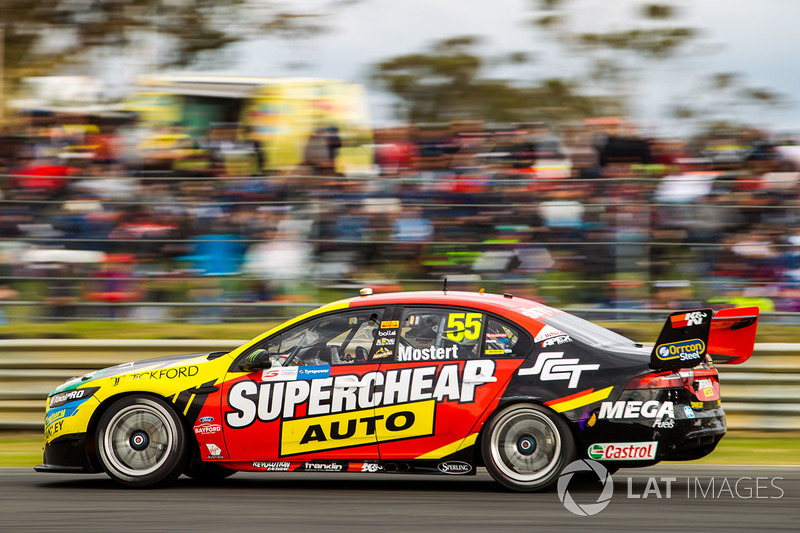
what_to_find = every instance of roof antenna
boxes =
[443,277,448,294]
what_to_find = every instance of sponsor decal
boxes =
[533,325,566,343]
[262,367,299,381]
[262,365,330,381]
[303,461,347,472]
[542,335,572,348]
[48,387,100,409]
[378,329,396,337]
[281,400,435,455]
[521,306,558,320]
[437,461,472,475]
[670,311,708,328]
[655,339,705,362]
[696,378,717,400]
[519,352,599,388]
[44,403,83,430]
[194,423,222,435]
[690,401,703,409]
[226,360,495,428]
[485,332,507,338]
[373,347,393,359]
[376,337,395,346]
[131,365,199,381]
[252,461,291,471]
[652,418,674,428]
[684,406,696,418]
[361,461,383,472]
[598,401,675,420]
[484,349,505,355]
[199,416,215,423]
[45,409,66,427]
[396,344,459,362]
[545,386,614,413]
[588,442,658,461]
[381,321,399,329]
[298,366,332,380]
[44,419,64,439]
[206,443,223,459]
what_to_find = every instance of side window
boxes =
[396,308,484,362]
[483,318,531,357]
[253,309,384,366]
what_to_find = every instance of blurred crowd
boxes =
[1,111,799,322]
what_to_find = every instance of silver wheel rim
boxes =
[490,407,561,484]
[101,401,176,478]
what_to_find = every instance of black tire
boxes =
[481,403,576,492]
[95,396,188,488]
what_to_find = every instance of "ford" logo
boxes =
[437,461,472,474]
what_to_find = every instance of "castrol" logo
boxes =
[588,441,658,461]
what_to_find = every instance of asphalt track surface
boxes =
[2,465,798,532]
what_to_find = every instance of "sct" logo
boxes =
[518,352,599,388]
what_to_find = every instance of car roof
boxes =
[344,290,558,325]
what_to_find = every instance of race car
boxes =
[35,290,759,491]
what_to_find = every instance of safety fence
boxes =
[1,340,797,432]
[1,170,797,323]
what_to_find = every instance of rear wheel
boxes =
[96,396,187,488]
[481,403,575,492]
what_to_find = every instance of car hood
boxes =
[48,352,217,397]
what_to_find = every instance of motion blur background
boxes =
[0,0,798,327]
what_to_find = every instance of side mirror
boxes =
[242,349,273,372]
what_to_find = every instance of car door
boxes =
[221,307,388,461]
[375,306,531,461]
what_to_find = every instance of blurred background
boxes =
[0,0,797,329]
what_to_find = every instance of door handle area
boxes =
[463,375,497,384]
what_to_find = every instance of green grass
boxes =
[685,432,800,465]
[0,433,43,467]
[3,431,799,468]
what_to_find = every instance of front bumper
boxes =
[35,433,101,474]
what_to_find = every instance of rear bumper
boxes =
[580,407,727,467]
[36,433,101,474]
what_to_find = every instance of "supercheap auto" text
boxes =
[225,360,495,428]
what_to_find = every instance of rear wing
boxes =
[707,306,759,365]
[650,307,759,370]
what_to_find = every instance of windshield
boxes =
[541,311,638,349]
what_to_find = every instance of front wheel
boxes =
[481,403,575,492]
[96,396,188,488]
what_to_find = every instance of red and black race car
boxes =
[36,290,758,491]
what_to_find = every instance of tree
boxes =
[371,35,605,124]
[0,0,337,100]
[527,0,784,128]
